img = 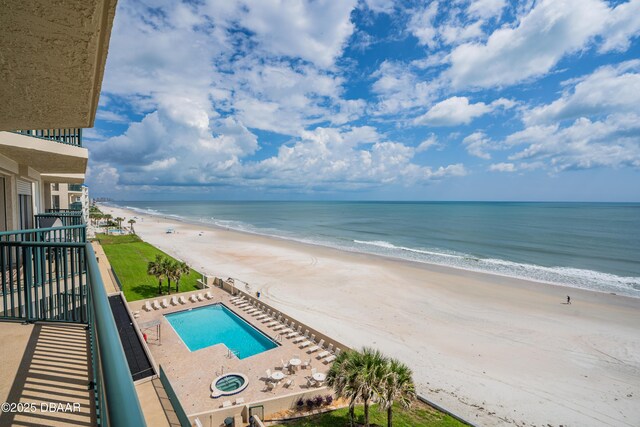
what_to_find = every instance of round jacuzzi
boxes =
[210,373,249,398]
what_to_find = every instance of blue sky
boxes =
[86,0,640,201]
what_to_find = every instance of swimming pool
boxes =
[165,304,278,359]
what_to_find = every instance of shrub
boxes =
[314,395,324,407]
[306,399,314,409]
[296,398,304,408]
[324,395,333,405]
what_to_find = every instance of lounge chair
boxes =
[235,398,244,405]
[292,336,305,344]
[273,324,287,331]
[205,291,214,299]
[143,301,152,312]
[179,296,187,304]
[324,355,337,364]
[197,293,204,301]
[252,311,264,317]
[281,328,293,334]
[261,316,274,323]
[286,331,299,339]
[318,344,333,359]
[171,296,179,306]
[230,296,243,302]
[266,321,279,327]
[246,308,259,315]
[221,401,232,408]
[161,298,169,309]
[308,339,324,353]
[256,314,269,320]
[299,340,312,349]
[152,300,161,310]
[190,294,198,303]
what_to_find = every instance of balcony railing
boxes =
[0,226,146,426]
[68,184,83,192]
[13,128,82,147]
[36,212,85,230]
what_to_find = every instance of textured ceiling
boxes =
[0,0,118,130]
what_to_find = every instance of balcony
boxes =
[13,128,82,147]
[0,225,146,426]
[68,184,84,192]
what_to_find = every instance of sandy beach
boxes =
[102,205,640,427]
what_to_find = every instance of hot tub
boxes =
[210,373,249,398]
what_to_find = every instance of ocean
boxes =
[114,201,640,297]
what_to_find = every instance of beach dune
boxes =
[103,205,640,427]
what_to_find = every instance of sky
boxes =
[86,0,640,201]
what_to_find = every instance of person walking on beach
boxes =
[567,295,571,304]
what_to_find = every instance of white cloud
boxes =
[416,135,439,152]
[407,2,440,48]
[524,60,640,125]
[414,96,514,126]
[96,110,129,123]
[447,0,609,89]
[462,131,493,159]
[363,0,395,14]
[234,0,357,69]
[467,0,507,20]
[506,114,640,171]
[371,61,439,115]
[599,0,640,53]
[439,20,484,46]
[489,162,516,172]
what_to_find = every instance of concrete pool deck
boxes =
[128,287,333,416]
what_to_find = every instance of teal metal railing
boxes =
[86,243,147,427]
[0,226,146,426]
[68,184,83,192]
[12,128,82,147]
[69,202,83,211]
[35,212,84,229]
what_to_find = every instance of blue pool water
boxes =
[165,304,278,358]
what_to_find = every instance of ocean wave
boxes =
[351,239,640,296]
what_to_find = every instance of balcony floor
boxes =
[0,322,95,426]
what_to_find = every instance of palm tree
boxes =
[355,347,387,427]
[128,218,136,233]
[326,350,359,427]
[115,217,124,229]
[147,255,165,295]
[163,257,175,295]
[173,261,190,293]
[380,358,415,427]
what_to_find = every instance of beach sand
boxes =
[102,205,640,426]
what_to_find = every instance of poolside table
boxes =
[289,358,302,371]
[312,373,326,382]
[270,371,285,382]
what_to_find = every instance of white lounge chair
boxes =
[246,308,259,315]
[318,344,333,359]
[308,339,324,353]
[299,340,312,348]
[273,324,287,331]
[230,296,243,302]
[161,298,169,309]
[205,291,214,299]
[266,321,279,327]
[179,296,187,304]
[256,314,269,320]
[190,294,198,303]
[292,336,305,344]
[234,397,244,405]
[221,401,232,408]
[197,293,204,301]
[152,300,161,310]
[143,301,152,312]
[286,331,300,339]
[171,296,179,306]
[261,317,274,323]
[281,328,293,334]
[324,355,337,363]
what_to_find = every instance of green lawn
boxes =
[96,234,202,301]
[272,401,465,427]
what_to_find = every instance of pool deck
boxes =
[128,287,332,415]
